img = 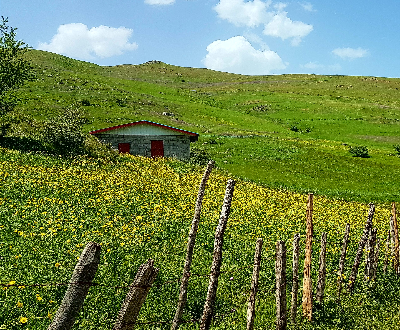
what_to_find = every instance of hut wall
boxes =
[95,134,191,159]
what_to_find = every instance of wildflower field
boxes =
[1,148,399,329]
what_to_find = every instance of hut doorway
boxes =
[118,143,130,153]
[151,140,164,157]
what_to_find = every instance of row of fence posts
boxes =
[46,160,399,330]
[273,197,400,330]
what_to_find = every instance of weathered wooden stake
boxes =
[171,160,214,330]
[48,242,101,330]
[337,223,350,300]
[392,202,399,274]
[199,179,235,330]
[246,238,263,330]
[290,233,300,325]
[113,259,159,330]
[390,216,396,266]
[348,203,375,292]
[302,193,313,321]
[316,232,327,304]
[365,228,377,282]
[384,229,390,274]
[275,240,287,330]
[372,237,380,281]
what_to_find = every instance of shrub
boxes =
[394,144,400,156]
[42,107,87,156]
[349,145,369,158]
[83,134,118,158]
[80,98,91,106]
[189,145,212,165]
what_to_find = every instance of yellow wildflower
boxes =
[19,316,28,324]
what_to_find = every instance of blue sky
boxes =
[2,0,400,77]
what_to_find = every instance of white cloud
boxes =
[273,2,287,11]
[263,11,313,45]
[300,2,315,12]
[38,23,138,60]
[332,47,369,60]
[202,36,287,75]
[214,0,272,27]
[214,0,313,45]
[144,0,175,5]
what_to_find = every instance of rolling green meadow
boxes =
[1,50,400,329]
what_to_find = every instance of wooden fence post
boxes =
[372,237,380,281]
[290,233,300,325]
[392,202,399,274]
[302,193,313,321]
[316,232,327,304]
[390,216,395,268]
[364,227,376,282]
[348,203,375,292]
[47,242,101,330]
[246,238,263,330]
[384,229,390,274]
[275,240,287,330]
[199,179,235,330]
[113,259,159,330]
[337,223,350,300]
[171,160,214,330]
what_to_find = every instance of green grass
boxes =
[0,149,399,329]
[5,49,400,203]
[194,135,400,202]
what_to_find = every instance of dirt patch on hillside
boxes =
[356,135,400,143]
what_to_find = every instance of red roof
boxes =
[89,120,199,137]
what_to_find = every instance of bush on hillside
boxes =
[394,144,400,156]
[42,107,87,156]
[349,145,369,158]
[83,134,118,158]
[189,144,212,166]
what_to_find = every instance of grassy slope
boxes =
[12,50,400,202]
[1,149,399,330]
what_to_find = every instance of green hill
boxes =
[9,50,400,202]
[1,50,400,329]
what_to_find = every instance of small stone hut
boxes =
[89,120,198,159]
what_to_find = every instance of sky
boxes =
[2,0,400,77]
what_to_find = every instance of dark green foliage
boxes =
[189,144,212,165]
[115,97,127,107]
[394,144,400,155]
[42,107,87,156]
[349,145,369,158]
[83,134,118,159]
[0,17,34,119]
[79,98,91,106]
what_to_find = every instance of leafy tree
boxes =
[0,16,34,134]
[43,107,87,156]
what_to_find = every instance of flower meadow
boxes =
[0,147,399,329]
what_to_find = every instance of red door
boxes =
[118,143,130,154]
[151,140,164,158]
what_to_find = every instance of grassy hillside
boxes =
[1,148,399,329]
[7,50,400,202]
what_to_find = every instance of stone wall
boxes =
[94,134,192,159]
